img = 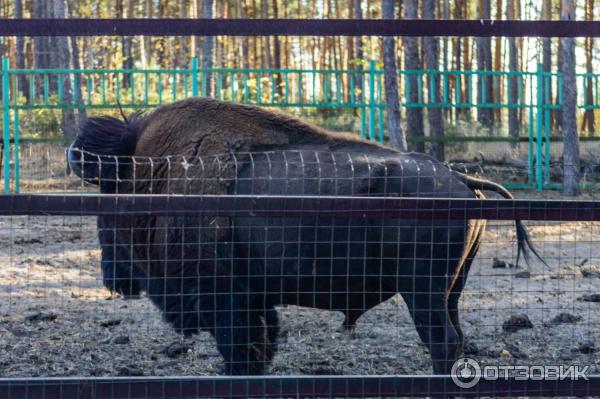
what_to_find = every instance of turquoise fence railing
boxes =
[1,57,599,193]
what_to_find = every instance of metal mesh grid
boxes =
[1,147,599,397]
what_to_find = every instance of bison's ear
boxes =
[68,116,140,191]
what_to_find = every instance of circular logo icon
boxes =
[451,357,481,389]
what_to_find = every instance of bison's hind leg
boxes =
[214,296,279,375]
[447,220,486,353]
[402,290,461,375]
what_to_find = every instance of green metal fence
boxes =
[2,57,599,193]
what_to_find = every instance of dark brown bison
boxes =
[68,97,541,375]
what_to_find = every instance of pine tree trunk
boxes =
[120,0,134,88]
[33,0,47,90]
[581,0,595,133]
[353,0,363,105]
[46,0,59,91]
[202,0,214,96]
[403,0,424,152]
[272,0,282,96]
[441,0,449,121]
[507,0,519,146]
[453,0,465,119]
[560,0,579,196]
[144,0,153,66]
[542,0,554,130]
[493,0,503,123]
[555,37,563,128]
[71,36,87,127]
[423,0,444,160]
[240,1,250,69]
[381,0,405,151]
[54,0,77,138]
[176,0,189,68]
[261,0,272,70]
[476,0,493,129]
[157,1,167,68]
[14,0,28,100]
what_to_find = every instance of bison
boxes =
[68,98,542,375]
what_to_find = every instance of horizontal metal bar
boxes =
[0,375,599,398]
[0,195,599,221]
[1,19,600,37]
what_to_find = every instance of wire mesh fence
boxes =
[1,142,600,396]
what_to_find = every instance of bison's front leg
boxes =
[100,250,143,298]
[97,217,143,298]
[213,293,279,375]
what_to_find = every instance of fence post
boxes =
[543,72,551,186]
[201,63,207,98]
[535,63,544,191]
[13,108,19,193]
[2,57,10,193]
[191,57,199,97]
[368,60,377,141]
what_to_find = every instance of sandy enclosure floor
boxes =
[1,203,600,380]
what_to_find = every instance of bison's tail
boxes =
[452,172,548,268]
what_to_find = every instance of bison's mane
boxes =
[77,113,146,157]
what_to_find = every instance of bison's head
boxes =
[68,116,141,193]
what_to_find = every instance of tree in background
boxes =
[507,0,519,146]
[143,0,153,66]
[423,0,444,161]
[14,0,27,100]
[403,0,424,153]
[202,0,214,96]
[581,0,595,134]
[54,0,77,138]
[0,0,592,176]
[476,0,493,129]
[560,0,579,196]
[381,0,405,151]
[353,0,364,107]
[272,0,282,96]
[541,0,553,131]
[118,0,134,88]
[453,0,469,121]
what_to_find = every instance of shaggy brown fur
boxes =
[130,98,397,193]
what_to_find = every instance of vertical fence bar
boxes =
[376,70,384,142]
[191,57,199,97]
[535,63,544,191]
[543,73,551,185]
[297,72,303,103]
[360,70,366,139]
[2,58,10,193]
[243,72,249,102]
[130,72,135,102]
[368,60,376,141]
[13,109,19,193]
